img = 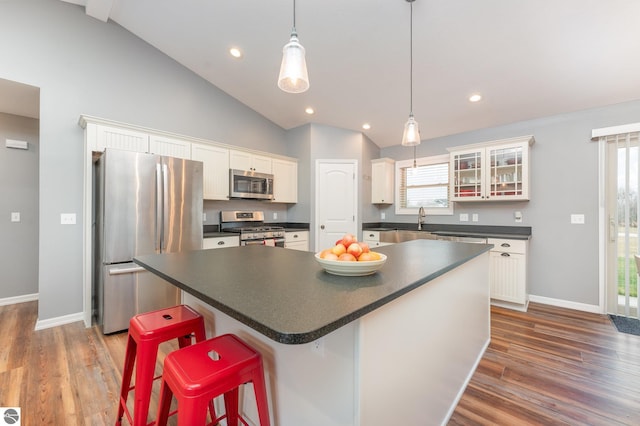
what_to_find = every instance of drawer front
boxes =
[285,231,309,243]
[363,230,380,242]
[203,236,239,249]
[488,238,526,254]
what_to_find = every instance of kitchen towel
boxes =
[264,239,275,247]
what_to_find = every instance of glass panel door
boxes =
[452,150,482,199]
[606,133,640,318]
[489,145,523,199]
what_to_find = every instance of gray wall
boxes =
[0,0,287,321]
[381,100,640,307]
[0,112,39,299]
[3,0,639,319]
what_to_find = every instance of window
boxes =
[395,154,453,215]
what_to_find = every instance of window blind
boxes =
[399,161,449,209]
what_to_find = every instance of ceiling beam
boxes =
[85,0,114,23]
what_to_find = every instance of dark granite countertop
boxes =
[203,232,230,238]
[134,240,492,345]
[363,223,531,240]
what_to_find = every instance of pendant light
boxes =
[401,0,421,146]
[278,0,310,93]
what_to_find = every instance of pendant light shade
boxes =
[402,113,421,146]
[278,31,309,93]
[401,0,421,147]
[278,0,309,93]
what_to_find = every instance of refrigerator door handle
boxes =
[162,162,169,252]
[156,163,163,252]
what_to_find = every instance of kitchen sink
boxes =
[378,229,488,244]
[379,230,440,243]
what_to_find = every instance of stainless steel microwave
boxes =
[229,169,274,200]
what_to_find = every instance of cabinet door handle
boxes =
[293,234,298,238]
[501,252,511,257]
[609,217,616,243]
[217,241,225,245]
[501,243,511,247]
[369,233,374,238]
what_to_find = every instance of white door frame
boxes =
[314,159,358,252]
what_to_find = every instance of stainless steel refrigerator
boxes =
[94,149,203,333]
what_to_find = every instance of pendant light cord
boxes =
[292,0,297,32]
[409,0,414,116]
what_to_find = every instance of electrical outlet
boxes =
[459,213,469,222]
[11,212,20,222]
[311,338,325,357]
[203,212,207,222]
[472,213,478,222]
[273,212,278,220]
[514,211,522,223]
[381,212,386,220]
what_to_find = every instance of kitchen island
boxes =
[134,239,492,425]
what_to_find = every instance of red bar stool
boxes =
[156,333,271,426]
[116,304,209,426]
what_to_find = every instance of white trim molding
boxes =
[529,294,602,314]
[0,293,38,307]
[34,311,85,331]
[591,122,640,139]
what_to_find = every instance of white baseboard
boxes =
[0,293,38,307]
[529,294,602,314]
[34,311,85,331]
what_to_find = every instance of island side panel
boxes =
[357,253,490,426]
[182,292,359,426]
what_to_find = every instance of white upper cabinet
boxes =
[229,150,272,174]
[149,135,191,159]
[448,135,534,202]
[191,143,230,200]
[371,158,395,204]
[271,158,298,203]
[94,124,149,153]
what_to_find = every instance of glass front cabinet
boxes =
[448,135,534,202]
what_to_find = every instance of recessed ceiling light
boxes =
[305,107,315,115]
[229,47,242,58]
[469,94,482,102]
[362,123,371,130]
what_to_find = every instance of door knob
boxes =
[320,225,325,230]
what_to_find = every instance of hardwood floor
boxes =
[0,301,638,425]
[450,303,640,425]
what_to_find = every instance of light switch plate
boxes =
[472,213,478,222]
[61,213,76,225]
[570,214,585,224]
[381,212,386,220]
[459,213,469,222]
[11,212,20,222]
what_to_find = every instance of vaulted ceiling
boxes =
[46,1,640,147]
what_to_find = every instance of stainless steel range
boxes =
[220,210,285,247]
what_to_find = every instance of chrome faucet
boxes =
[418,206,426,230]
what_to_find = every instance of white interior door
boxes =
[316,160,358,251]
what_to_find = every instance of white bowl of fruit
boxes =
[315,234,387,276]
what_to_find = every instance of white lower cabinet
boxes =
[488,238,528,311]
[203,236,239,250]
[285,231,309,251]
[362,230,393,248]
